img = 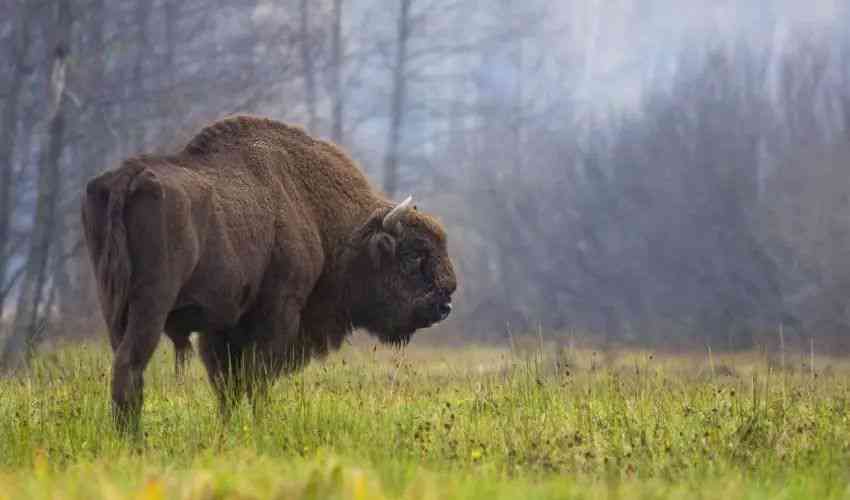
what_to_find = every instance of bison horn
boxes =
[383,195,414,232]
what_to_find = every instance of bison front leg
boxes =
[242,349,274,421]
[198,330,254,422]
[247,299,305,418]
[167,330,193,381]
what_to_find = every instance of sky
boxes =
[555,0,847,110]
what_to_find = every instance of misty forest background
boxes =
[2,0,850,369]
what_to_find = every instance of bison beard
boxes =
[81,116,456,433]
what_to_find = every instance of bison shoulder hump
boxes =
[128,168,164,199]
[183,115,312,156]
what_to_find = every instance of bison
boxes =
[82,115,456,431]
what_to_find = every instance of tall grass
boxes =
[1,335,849,499]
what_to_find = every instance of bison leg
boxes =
[224,345,272,421]
[166,330,193,381]
[198,332,251,421]
[246,299,306,416]
[111,302,167,435]
[109,168,187,434]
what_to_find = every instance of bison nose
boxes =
[438,302,452,321]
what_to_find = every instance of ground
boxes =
[2,333,850,499]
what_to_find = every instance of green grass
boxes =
[2,334,850,499]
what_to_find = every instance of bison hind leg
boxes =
[112,302,168,436]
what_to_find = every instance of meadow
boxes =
[2,333,850,499]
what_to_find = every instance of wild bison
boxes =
[82,115,456,431]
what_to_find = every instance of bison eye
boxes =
[401,252,424,275]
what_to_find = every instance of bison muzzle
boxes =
[81,116,457,432]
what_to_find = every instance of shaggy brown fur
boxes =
[81,116,456,431]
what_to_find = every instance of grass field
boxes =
[2,333,850,499]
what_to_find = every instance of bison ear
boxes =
[368,232,397,269]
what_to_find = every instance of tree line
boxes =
[1,0,850,369]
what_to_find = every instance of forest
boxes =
[2,0,850,370]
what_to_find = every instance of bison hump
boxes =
[183,115,312,156]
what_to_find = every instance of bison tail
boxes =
[82,164,146,347]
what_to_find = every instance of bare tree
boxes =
[299,0,319,132]
[330,0,345,144]
[382,0,411,198]
[129,0,154,154]
[0,1,35,317]
[2,0,72,371]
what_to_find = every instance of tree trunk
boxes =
[153,0,180,148]
[300,0,318,132]
[382,0,411,198]
[164,0,178,81]
[1,0,72,372]
[0,5,34,318]
[330,0,344,144]
[68,0,110,324]
[130,0,152,153]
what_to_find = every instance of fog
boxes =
[2,0,850,368]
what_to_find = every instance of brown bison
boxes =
[82,115,456,431]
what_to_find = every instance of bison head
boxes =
[347,196,457,346]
